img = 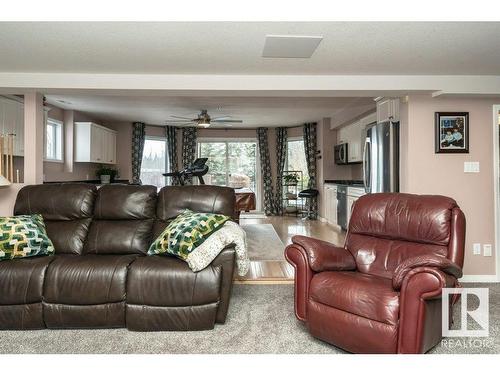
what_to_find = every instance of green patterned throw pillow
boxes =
[148,209,230,260]
[0,214,55,261]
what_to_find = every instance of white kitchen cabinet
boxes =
[336,112,375,164]
[376,98,400,123]
[75,122,117,164]
[337,126,349,145]
[346,186,366,226]
[323,184,338,227]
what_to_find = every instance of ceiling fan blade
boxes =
[166,120,198,123]
[212,116,232,121]
[212,119,243,123]
[170,115,196,120]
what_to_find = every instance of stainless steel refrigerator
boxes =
[362,121,399,193]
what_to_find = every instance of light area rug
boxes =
[0,283,498,354]
[241,223,285,261]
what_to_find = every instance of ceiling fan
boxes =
[166,109,243,128]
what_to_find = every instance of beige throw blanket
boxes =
[186,221,250,276]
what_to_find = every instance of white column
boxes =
[63,110,74,173]
[23,92,44,184]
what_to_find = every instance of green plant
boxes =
[95,165,119,179]
[283,173,299,185]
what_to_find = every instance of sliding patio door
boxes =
[198,139,260,211]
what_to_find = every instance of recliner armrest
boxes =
[289,235,356,272]
[392,254,463,290]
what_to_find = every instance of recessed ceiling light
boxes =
[262,35,323,58]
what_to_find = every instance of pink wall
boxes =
[402,94,500,276]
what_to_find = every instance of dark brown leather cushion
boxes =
[84,220,154,255]
[0,256,54,305]
[310,271,400,326]
[93,184,157,219]
[84,185,157,255]
[349,193,457,246]
[157,185,236,222]
[44,255,137,305]
[127,256,222,306]
[14,183,96,220]
[14,183,97,255]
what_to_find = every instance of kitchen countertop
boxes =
[324,179,364,187]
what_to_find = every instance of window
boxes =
[286,138,309,188]
[45,119,63,161]
[198,140,258,190]
[140,137,169,188]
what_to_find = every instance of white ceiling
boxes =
[44,95,376,127]
[1,22,499,75]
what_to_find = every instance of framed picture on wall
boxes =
[435,112,469,153]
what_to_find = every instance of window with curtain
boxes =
[286,138,309,188]
[140,136,169,188]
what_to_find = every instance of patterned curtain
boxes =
[257,128,275,216]
[181,127,197,184]
[131,122,146,184]
[275,127,287,215]
[303,122,318,219]
[165,126,178,185]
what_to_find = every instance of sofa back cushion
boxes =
[14,184,96,255]
[346,193,458,279]
[83,184,157,255]
[154,185,236,237]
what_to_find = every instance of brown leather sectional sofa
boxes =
[0,183,237,331]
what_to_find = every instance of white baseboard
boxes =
[459,274,499,283]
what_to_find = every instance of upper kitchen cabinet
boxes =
[376,97,400,123]
[336,111,376,163]
[75,122,117,164]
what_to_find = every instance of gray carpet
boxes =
[0,283,498,354]
[242,224,285,261]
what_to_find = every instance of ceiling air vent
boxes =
[262,35,323,58]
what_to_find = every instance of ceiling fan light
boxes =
[198,122,211,128]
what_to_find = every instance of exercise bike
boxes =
[163,157,209,185]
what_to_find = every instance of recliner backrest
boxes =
[346,193,465,279]
[14,183,97,255]
[83,184,157,255]
[154,185,236,237]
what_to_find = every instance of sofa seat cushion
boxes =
[44,255,137,305]
[0,256,54,305]
[309,271,400,326]
[127,256,222,307]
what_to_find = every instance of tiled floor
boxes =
[236,216,345,283]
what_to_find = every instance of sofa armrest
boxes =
[211,245,236,324]
[288,235,356,272]
[393,254,462,291]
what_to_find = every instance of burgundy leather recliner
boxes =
[285,193,466,354]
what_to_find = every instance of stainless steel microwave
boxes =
[334,143,348,165]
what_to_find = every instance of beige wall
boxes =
[402,94,500,276]
[43,106,104,182]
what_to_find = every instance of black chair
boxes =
[298,188,319,219]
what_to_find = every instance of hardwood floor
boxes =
[235,216,346,284]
